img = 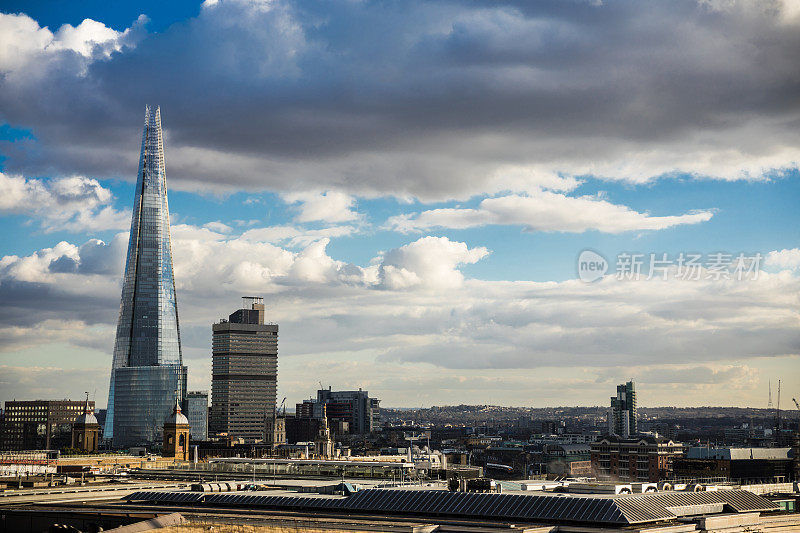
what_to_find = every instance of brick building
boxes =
[591,435,684,482]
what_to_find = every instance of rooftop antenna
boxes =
[768,380,773,410]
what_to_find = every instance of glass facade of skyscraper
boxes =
[186,391,209,442]
[105,106,186,447]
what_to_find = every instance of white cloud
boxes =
[378,236,489,289]
[0,13,144,79]
[202,221,233,233]
[283,191,360,223]
[0,227,798,406]
[0,172,131,232]
[388,191,714,233]
[0,172,129,232]
[240,225,357,247]
[765,248,800,270]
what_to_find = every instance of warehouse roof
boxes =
[125,488,778,526]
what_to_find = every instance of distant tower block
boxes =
[163,398,191,461]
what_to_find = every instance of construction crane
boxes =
[793,397,799,412]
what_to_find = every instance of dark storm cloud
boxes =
[1,0,799,197]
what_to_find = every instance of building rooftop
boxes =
[125,488,779,527]
[687,447,792,461]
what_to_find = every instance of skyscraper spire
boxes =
[104,106,186,446]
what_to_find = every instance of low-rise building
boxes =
[542,443,592,476]
[591,435,684,482]
[296,387,380,434]
[2,400,94,451]
[673,446,794,482]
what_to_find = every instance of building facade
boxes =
[296,387,380,435]
[186,391,209,441]
[2,400,93,451]
[105,106,186,448]
[674,446,795,482]
[591,435,684,482]
[210,297,278,442]
[609,381,637,437]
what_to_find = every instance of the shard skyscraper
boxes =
[105,106,187,447]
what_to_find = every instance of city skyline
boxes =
[0,1,798,409]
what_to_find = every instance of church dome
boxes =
[74,411,98,426]
[74,397,98,426]
[164,398,189,425]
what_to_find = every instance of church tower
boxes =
[71,393,100,452]
[163,398,191,461]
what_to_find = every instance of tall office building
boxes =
[210,297,278,442]
[609,380,637,438]
[296,387,381,434]
[185,391,209,441]
[104,106,187,447]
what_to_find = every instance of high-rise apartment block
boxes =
[2,400,94,451]
[609,380,637,438]
[186,391,209,441]
[210,297,278,442]
[105,106,186,448]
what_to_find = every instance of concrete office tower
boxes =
[610,381,637,437]
[210,297,278,442]
[104,106,187,447]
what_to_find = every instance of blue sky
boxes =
[0,0,798,409]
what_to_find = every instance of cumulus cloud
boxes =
[1,1,799,199]
[283,191,360,223]
[202,221,233,233]
[387,191,714,233]
[0,12,145,78]
[765,248,800,270]
[1,227,797,371]
[0,172,130,232]
[240,225,357,248]
[378,236,489,289]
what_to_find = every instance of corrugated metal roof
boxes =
[687,447,791,460]
[124,489,779,525]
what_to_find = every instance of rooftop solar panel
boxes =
[122,488,779,526]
